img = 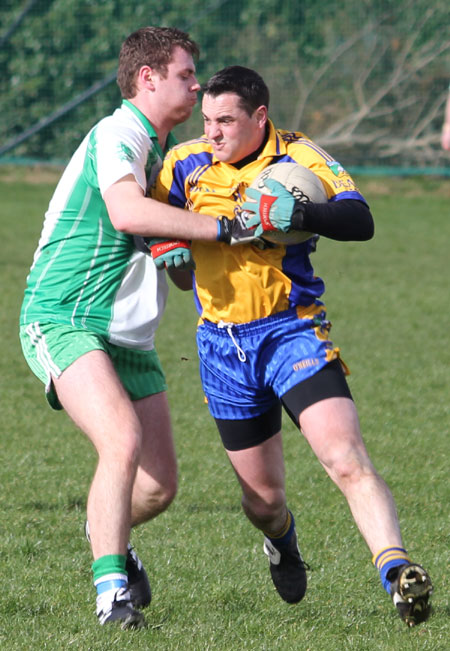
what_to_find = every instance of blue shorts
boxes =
[197,304,343,421]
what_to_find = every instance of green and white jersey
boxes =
[20,100,177,350]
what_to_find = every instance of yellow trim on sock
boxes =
[264,511,292,539]
[372,547,410,569]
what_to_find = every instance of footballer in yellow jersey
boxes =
[153,66,432,625]
[154,119,366,324]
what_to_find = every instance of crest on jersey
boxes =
[327,160,345,176]
[118,142,135,162]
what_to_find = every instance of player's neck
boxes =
[126,97,172,150]
[231,124,270,169]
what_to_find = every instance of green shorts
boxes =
[19,322,167,410]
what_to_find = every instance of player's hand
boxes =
[216,214,261,245]
[146,238,196,270]
[242,179,307,236]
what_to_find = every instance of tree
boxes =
[0,0,448,169]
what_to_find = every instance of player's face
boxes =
[202,92,267,163]
[152,46,201,125]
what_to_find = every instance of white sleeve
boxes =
[95,119,149,195]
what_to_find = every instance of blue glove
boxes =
[241,179,304,237]
[146,238,196,270]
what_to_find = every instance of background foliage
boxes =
[0,0,449,169]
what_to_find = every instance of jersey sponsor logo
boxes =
[292,357,319,372]
[188,184,217,194]
[330,177,358,190]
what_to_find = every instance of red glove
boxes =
[147,238,194,270]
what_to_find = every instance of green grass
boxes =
[0,168,449,649]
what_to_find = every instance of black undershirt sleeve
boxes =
[299,199,374,242]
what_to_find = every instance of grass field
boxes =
[0,167,448,650]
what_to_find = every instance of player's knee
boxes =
[157,475,178,510]
[329,453,375,487]
[137,473,178,520]
[99,428,142,473]
[242,488,285,522]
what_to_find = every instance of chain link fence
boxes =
[1,0,449,173]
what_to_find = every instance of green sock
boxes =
[92,554,127,592]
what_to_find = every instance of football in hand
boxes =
[247,162,327,244]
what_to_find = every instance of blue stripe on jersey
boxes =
[282,241,325,308]
[279,134,334,162]
[189,162,214,187]
[329,190,367,203]
[171,151,214,207]
[270,154,301,165]
[294,138,334,161]
[192,274,203,316]
[275,132,282,155]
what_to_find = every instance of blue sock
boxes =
[373,547,410,594]
[265,510,295,549]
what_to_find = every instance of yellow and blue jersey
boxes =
[154,120,366,324]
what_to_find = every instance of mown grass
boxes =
[0,168,448,650]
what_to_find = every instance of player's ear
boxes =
[254,105,268,127]
[138,65,156,91]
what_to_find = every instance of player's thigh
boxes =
[226,431,286,501]
[299,397,373,470]
[132,391,177,485]
[53,349,141,454]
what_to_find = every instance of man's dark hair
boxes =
[118,26,200,99]
[202,66,270,116]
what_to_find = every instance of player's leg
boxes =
[101,345,178,610]
[20,323,145,627]
[276,307,433,624]
[53,350,140,558]
[53,349,145,628]
[282,359,399,553]
[217,414,307,604]
[105,343,177,528]
[87,390,177,612]
[299,396,401,552]
[131,391,177,526]
[197,317,308,603]
[83,390,176,612]
[226,430,287,533]
[299,396,432,625]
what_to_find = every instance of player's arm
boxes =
[295,199,374,241]
[441,83,450,150]
[104,175,218,240]
[243,179,374,242]
[167,267,193,291]
[104,174,255,245]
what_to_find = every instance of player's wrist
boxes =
[148,239,190,257]
[442,123,450,132]
[217,214,259,246]
[291,202,307,231]
[217,216,231,243]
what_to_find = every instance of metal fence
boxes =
[1,0,449,174]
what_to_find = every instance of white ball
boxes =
[248,162,327,244]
